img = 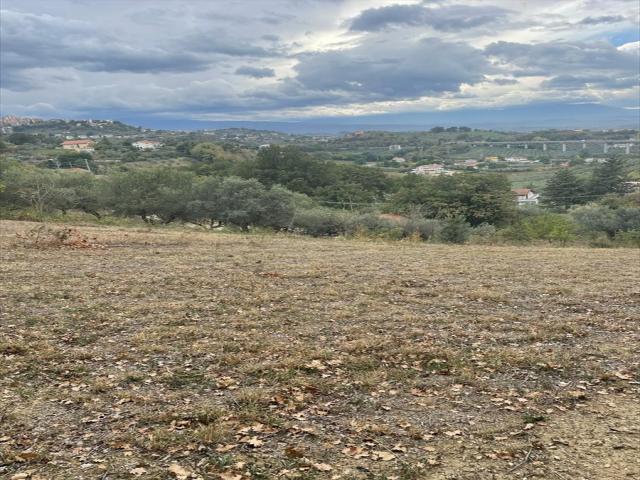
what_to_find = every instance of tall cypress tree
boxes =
[543,168,585,211]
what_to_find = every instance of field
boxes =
[1,221,639,480]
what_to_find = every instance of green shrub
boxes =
[521,213,577,245]
[403,217,441,240]
[344,214,402,239]
[469,223,497,244]
[614,230,640,248]
[292,208,348,236]
[439,216,471,244]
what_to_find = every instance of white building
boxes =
[505,156,529,163]
[512,188,539,206]
[132,140,163,150]
[388,144,402,151]
[412,163,445,176]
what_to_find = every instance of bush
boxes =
[498,224,532,244]
[469,223,497,244]
[614,230,640,248]
[570,204,640,238]
[344,213,402,239]
[402,217,441,240]
[589,233,614,248]
[292,208,348,236]
[439,216,471,244]
[521,213,577,245]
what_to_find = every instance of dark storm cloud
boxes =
[235,66,277,78]
[349,3,510,32]
[292,36,492,101]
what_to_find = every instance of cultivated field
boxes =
[1,221,639,480]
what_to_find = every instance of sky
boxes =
[1,0,639,126]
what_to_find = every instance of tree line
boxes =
[1,145,638,246]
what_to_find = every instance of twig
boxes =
[507,447,533,473]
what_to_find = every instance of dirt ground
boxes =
[1,220,638,480]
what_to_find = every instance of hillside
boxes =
[1,221,638,479]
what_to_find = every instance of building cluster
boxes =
[132,140,163,150]
[411,163,456,176]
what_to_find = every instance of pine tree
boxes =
[589,157,628,197]
[543,168,585,211]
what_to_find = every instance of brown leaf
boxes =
[130,467,147,476]
[219,473,242,480]
[240,436,263,448]
[284,445,304,458]
[216,444,237,453]
[168,463,191,479]
[313,463,333,472]
[373,451,396,461]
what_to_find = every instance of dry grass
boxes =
[1,220,639,480]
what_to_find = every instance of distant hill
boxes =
[4,118,144,136]
[107,102,640,134]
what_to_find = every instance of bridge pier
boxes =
[543,143,547,151]
[582,142,586,150]
[562,143,566,152]
[604,143,609,154]
[524,144,528,149]
[626,144,631,154]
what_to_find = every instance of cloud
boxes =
[349,3,510,32]
[291,35,492,102]
[0,9,212,86]
[485,40,640,78]
[578,15,626,25]
[177,31,280,57]
[541,74,639,90]
[235,66,276,78]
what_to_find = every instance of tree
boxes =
[389,173,515,226]
[589,157,628,197]
[106,168,194,223]
[8,133,36,145]
[543,168,585,211]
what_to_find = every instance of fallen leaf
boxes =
[240,436,263,448]
[216,444,237,453]
[285,445,304,458]
[130,467,147,476]
[313,463,332,472]
[168,463,191,479]
[342,446,369,458]
[219,473,242,480]
[373,451,396,461]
